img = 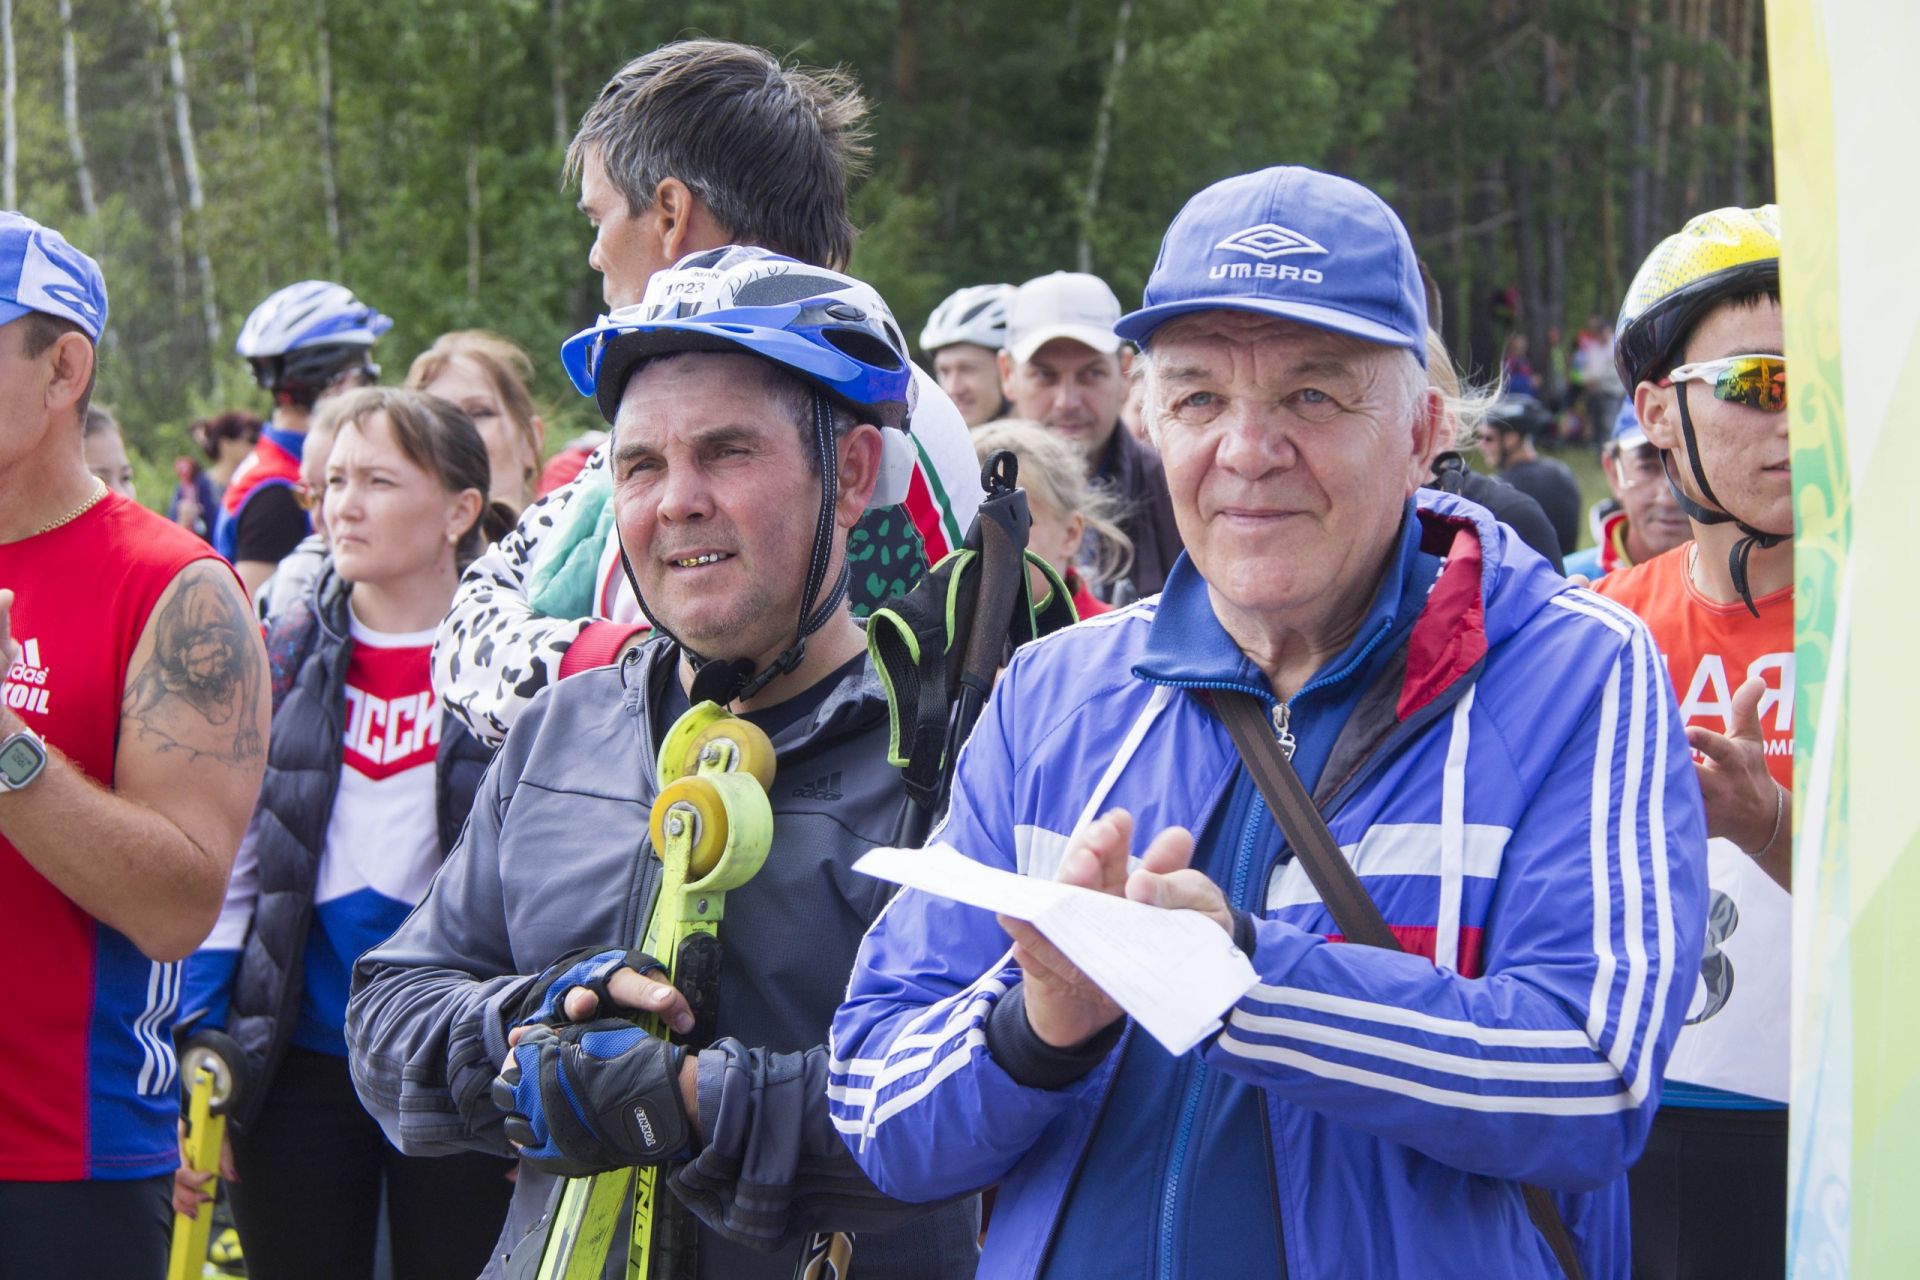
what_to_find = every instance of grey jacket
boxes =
[345,640,978,1279]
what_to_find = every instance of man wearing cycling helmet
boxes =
[347,250,979,1280]
[920,282,1013,427]
[1593,205,1792,1280]
[221,281,389,600]
[436,40,983,746]
[1477,391,1581,558]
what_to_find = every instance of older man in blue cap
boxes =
[829,167,1709,1277]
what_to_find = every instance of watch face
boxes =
[0,735,43,787]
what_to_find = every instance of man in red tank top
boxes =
[0,213,269,1279]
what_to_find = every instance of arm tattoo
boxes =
[122,565,266,764]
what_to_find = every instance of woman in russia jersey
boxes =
[175,388,513,1280]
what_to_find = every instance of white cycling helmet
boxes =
[237,281,392,402]
[236,280,391,358]
[919,283,1014,354]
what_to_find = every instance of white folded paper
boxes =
[853,842,1259,1055]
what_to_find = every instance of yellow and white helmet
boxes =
[1614,204,1780,388]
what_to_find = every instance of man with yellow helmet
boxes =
[1595,205,1792,1279]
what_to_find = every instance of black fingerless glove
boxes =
[498,947,667,1034]
[491,1019,689,1178]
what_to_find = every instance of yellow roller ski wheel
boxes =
[656,702,777,791]
[649,776,733,881]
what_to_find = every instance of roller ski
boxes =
[507,701,775,1280]
[168,1033,245,1280]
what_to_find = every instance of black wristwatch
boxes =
[0,727,48,792]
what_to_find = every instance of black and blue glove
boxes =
[500,947,667,1032]
[492,1019,690,1178]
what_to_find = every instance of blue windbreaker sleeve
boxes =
[177,821,263,1034]
[1204,609,1709,1192]
[829,672,1104,1203]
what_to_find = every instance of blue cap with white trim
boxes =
[1115,166,1427,365]
[0,212,107,342]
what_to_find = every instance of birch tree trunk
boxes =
[155,0,220,359]
[1077,0,1133,274]
[58,0,98,218]
[2,0,16,212]
[146,52,189,307]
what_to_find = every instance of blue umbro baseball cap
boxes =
[1116,166,1428,366]
[0,212,108,342]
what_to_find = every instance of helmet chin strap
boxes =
[1661,382,1789,617]
[616,389,849,707]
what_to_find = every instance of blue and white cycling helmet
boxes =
[237,280,392,402]
[561,246,914,430]
[560,246,919,703]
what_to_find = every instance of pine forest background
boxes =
[6,0,1773,472]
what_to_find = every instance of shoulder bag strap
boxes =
[1215,690,1585,1280]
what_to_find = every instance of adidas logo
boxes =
[792,770,843,802]
[4,638,51,716]
[1214,222,1329,260]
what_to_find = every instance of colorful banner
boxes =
[1771,0,1920,1273]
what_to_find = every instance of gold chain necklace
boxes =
[36,478,108,535]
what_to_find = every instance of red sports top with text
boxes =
[0,493,220,1180]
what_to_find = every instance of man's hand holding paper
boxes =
[852,809,1256,1055]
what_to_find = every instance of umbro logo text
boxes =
[1210,222,1328,284]
[1208,261,1325,284]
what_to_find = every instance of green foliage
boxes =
[12,0,1769,506]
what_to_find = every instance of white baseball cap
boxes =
[1005,271,1123,364]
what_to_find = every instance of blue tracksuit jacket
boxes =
[828,491,1708,1278]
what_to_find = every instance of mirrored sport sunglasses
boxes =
[1663,354,1787,413]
